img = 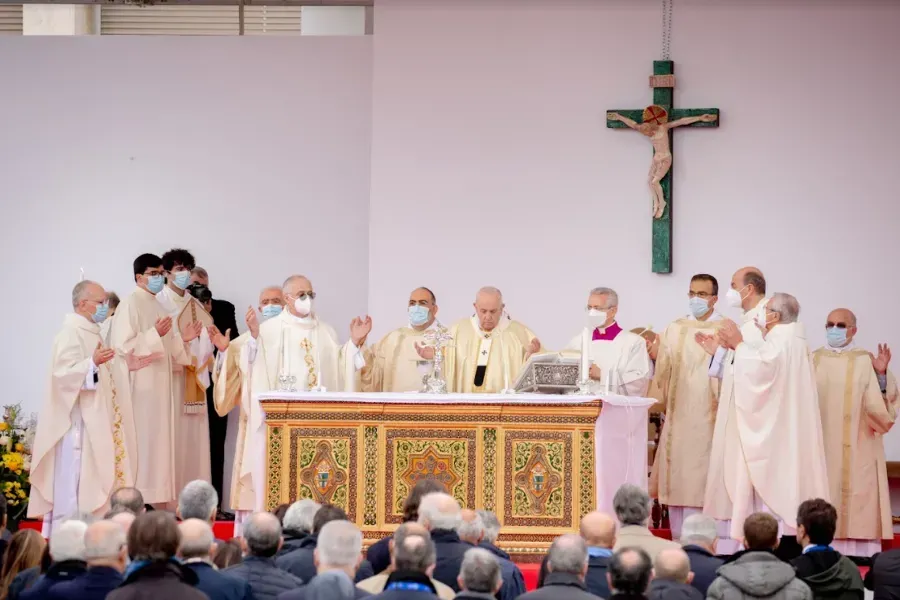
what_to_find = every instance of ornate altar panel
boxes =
[260,394,602,558]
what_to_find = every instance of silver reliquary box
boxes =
[514,353,581,394]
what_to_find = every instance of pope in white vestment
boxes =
[709,292,829,541]
[239,275,369,530]
[564,287,651,397]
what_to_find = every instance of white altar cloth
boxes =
[257,391,655,514]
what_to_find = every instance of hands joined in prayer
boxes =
[350,316,373,347]
[871,344,892,375]
[92,343,115,367]
[414,342,435,360]
[181,321,203,343]
[208,325,232,352]
[717,320,743,350]
[246,306,260,339]
[155,316,173,337]
[694,332,719,355]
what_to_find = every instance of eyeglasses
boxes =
[688,291,713,298]
[825,322,850,329]
[143,270,164,277]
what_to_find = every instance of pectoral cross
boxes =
[607,61,720,274]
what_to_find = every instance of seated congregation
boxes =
[1,477,897,600]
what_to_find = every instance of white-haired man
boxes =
[423,287,541,393]
[475,510,508,560]
[29,281,154,534]
[49,519,127,600]
[564,287,651,396]
[457,510,525,600]
[279,499,321,556]
[278,520,368,600]
[22,519,89,599]
[679,514,722,595]
[710,292,829,547]
[417,492,472,591]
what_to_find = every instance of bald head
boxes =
[580,512,616,548]
[474,287,504,332]
[283,275,312,295]
[731,267,766,310]
[110,511,136,535]
[178,518,215,560]
[653,548,692,584]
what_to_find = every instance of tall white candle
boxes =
[581,328,590,381]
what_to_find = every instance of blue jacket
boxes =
[185,560,255,600]
[682,545,724,596]
[20,560,88,600]
[47,565,124,600]
[275,535,374,583]
[225,556,305,600]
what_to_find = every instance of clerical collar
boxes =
[470,314,509,337]
[826,340,856,353]
[593,322,621,341]
[689,311,723,322]
[68,313,101,333]
[284,310,317,327]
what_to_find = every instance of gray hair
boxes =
[475,286,503,302]
[547,534,588,575]
[178,519,215,560]
[304,570,356,600]
[477,510,501,544]
[680,514,717,546]
[71,280,98,309]
[178,480,218,521]
[317,520,363,568]
[282,274,311,291]
[417,492,462,531]
[589,287,619,308]
[456,512,485,544]
[394,533,436,573]
[110,487,144,514]
[459,547,502,593]
[191,267,209,279]
[83,520,126,561]
[283,499,321,533]
[50,519,89,562]
[609,547,652,595]
[613,484,650,526]
[769,292,800,324]
[243,512,283,557]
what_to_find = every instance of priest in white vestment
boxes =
[157,248,213,498]
[209,286,284,518]
[436,287,541,394]
[698,266,768,551]
[29,281,154,534]
[648,274,723,538]
[710,292,829,542]
[360,287,440,393]
[239,275,370,531]
[107,253,198,505]
[564,287,651,397]
[811,308,898,556]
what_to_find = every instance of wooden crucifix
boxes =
[607,60,719,274]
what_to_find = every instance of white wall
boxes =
[0,36,373,414]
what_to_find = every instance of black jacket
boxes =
[430,530,474,592]
[791,550,863,600]
[277,530,312,558]
[538,553,611,598]
[225,555,305,600]
[367,536,393,575]
[47,565,124,600]
[478,542,511,561]
[107,560,207,600]
[516,572,600,600]
[866,549,900,600]
[275,535,374,583]
[20,560,88,600]
[7,566,41,600]
[647,579,704,600]
[211,298,239,341]
[184,561,255,600]
[682,545,724,596]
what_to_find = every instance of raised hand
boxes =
[246,306,260,339]
[695,332,719,356]
[350,315,373,347]
[155,316,173,337]
[208,325,231,352]
[124,349,158,372]
[716,320,743,350]
[871,343,892,375]
[700,113,718,122]
[589,364,602,381]
[92,343,115,366]
[181,321,203,343]
[414,342,435,360]
[525,337,541,359]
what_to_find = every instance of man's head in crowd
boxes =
[312,504,349,536]
[547,534,589,582]
[612,484,651,528]
[393,529,437,577]
[283,499,322,535]
[84,520,128,573]
[742,512,780,551]
[314,520,364,578]
[178,519,216,563]
[796,498,838,548]
[50,519,89,563]
[476,510,502,545]
[110,487,145,515]
[417,493,462,533]
[128,512,181,562]
[402,480,449,523]
[679,514,718,555]
[580,512,617,549]
[653,548,693,585]
[457,510,486,545]
[607,547,652,595]
[242,511,283,558]
[458,548,503,595]
[177,480,219,524]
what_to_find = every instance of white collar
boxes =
[688,310,723,322]
[283,309,317,328]
[825,340,856,353]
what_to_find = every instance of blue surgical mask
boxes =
[826,327,847,348]
[146,275,165,294]
[261,304,283,320]
[408,305,430,327]
[689,297,711,319]
[91,303,109,324]
[173,271,192,290]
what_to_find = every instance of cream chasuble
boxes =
[107,286,191,504]
[443,316,539,394]
[213,332,252,513]
[703,298,768,525]
[648,315,723,516]
[157,286,213,496]
[563,327,652,397]
[721,323,829,539]
[28,314,117,522]
[360,324,435,393]
[812,346,899,543]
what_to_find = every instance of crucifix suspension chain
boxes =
[661,0,673,60]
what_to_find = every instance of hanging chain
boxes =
[661,0,673,60]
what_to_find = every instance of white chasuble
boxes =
[213,332,253,513]
[563,327,652,397]
[359,325,435,393]
[107,286,191,504]
[812,346,899,548]
[443,317,540,394]
[723,323,829,539]
[28,314,117,527]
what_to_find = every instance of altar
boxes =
[259,391,654,558]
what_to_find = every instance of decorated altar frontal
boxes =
[259,392,655,558]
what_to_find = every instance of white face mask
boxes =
[293,296,313,317]
[725,286,747,308]
[587,309,608,329]
[757,310,773,329]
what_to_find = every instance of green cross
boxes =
[607,60,719,274]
